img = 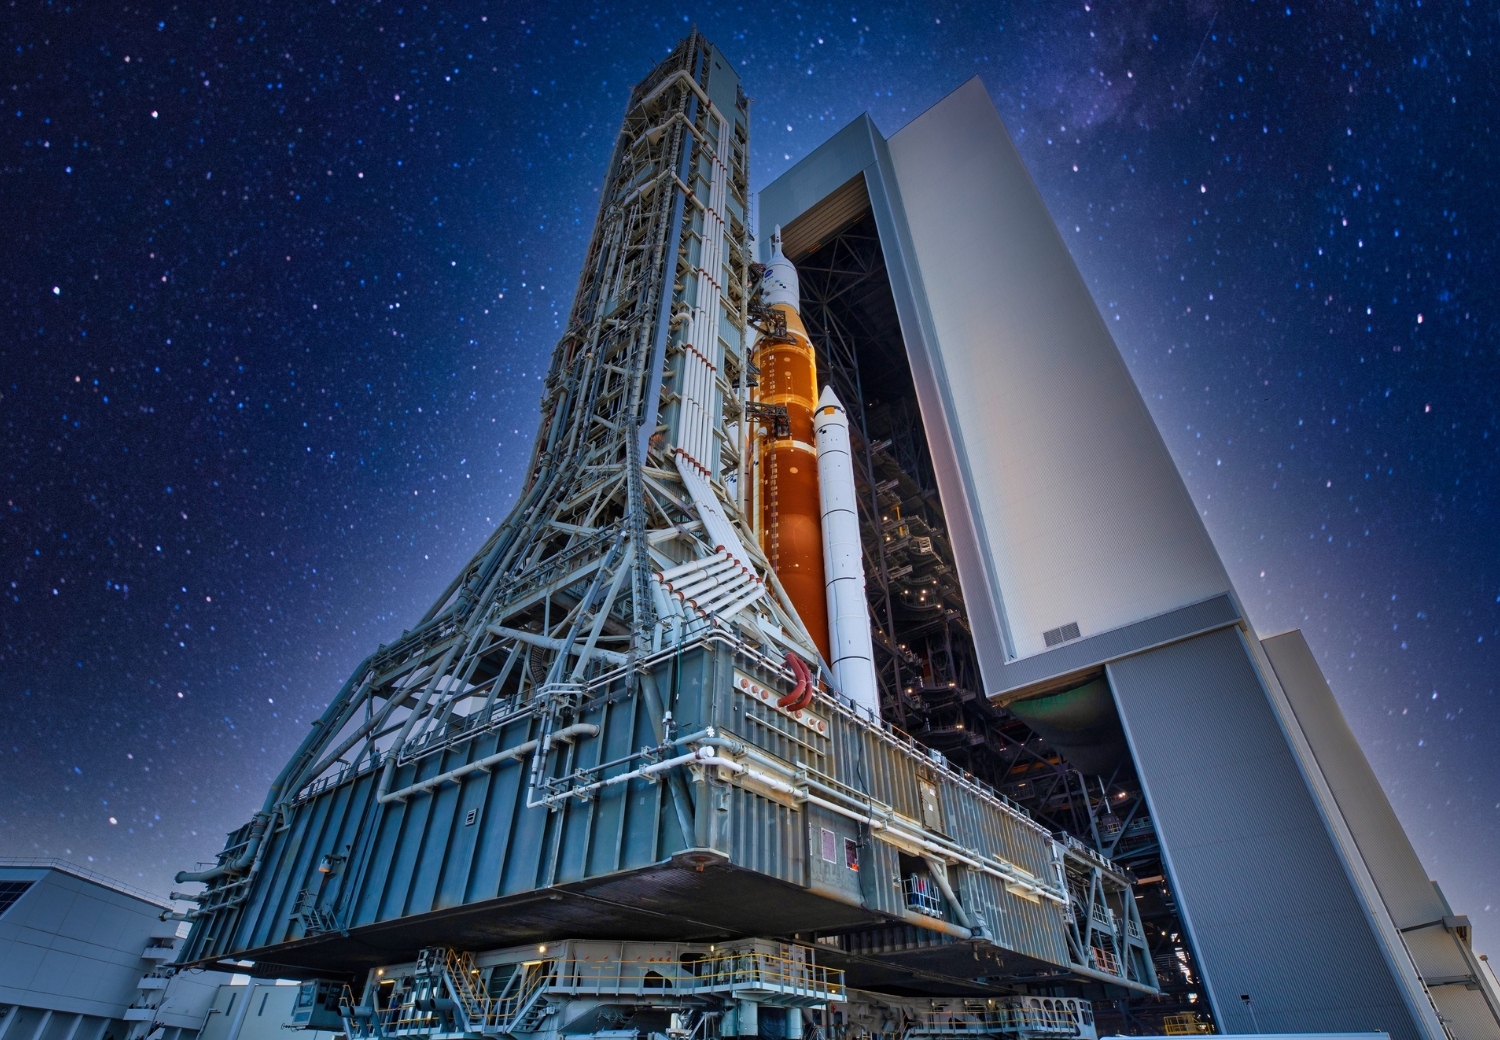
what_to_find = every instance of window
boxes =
[820,828,837,863]
[844,838,859,871]
[0,880,32,917]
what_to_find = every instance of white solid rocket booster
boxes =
[814,385,880,716]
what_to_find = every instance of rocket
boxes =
[753,229,831,660]
[814,386,881,716]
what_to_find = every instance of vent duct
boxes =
[1043,622,1082,648]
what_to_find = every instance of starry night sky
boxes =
[3,2,1496,949]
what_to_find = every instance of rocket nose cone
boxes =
[762,224,800,311]
[814,385,847,430]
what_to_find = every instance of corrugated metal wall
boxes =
[188,643,1075,975]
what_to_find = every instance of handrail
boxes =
[544,949,843,999]
[0,857,173,908]
[908,1001,1089,1038]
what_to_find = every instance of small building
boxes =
[194,982,340,1040]
[0,859,232,1040]
[0,859,339,1040]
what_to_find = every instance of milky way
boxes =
[3,2,1495,947]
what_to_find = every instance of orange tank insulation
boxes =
[753,302,830,660]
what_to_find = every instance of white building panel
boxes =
[885,79,1230,662]
[0,864,163,1019]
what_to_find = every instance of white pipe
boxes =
[712,584,765,621]
[678,566,752,606]
[379,724,599,804]
[813,386,880,716]
[687,568,755,606]
[674,453,758,578]
[680,354,700,466]
[690,576,758,614]
[544,745,718,804]
[696,350,716,463]
[487,625,628,666]
[667,557,742,596]
[676,567,749,604]
[651,576,683,620]
[658,549,732,583]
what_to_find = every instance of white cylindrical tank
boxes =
[814,385,880,716]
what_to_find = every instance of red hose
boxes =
[789,656,816,711]
[777,652,815,712]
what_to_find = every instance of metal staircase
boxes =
[341,948,556,1039]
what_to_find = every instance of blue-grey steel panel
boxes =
[183,642,1089,981]
[1108,627,1422,1040]
[757,117,879,251]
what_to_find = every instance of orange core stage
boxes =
[753,302,830,659]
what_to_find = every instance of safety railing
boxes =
[343,945,842,1040]
[1161,1013,1212,1035]
[1090,946,1119,976]
[903,874,945,918]
[294,751,384,805]
[907,1001,1090,1039]
[548,947,843,1002]
[0,857,172,908]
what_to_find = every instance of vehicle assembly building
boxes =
[159,31,1499,1040]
